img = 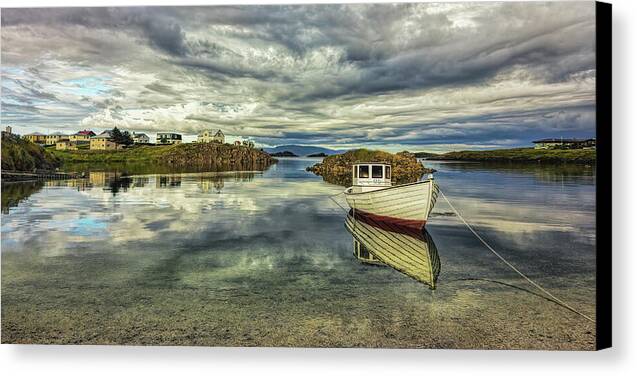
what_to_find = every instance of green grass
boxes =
[428,147,596,163]
[50,142,275,174]
[50,144,178,163]
[1,134,61,171]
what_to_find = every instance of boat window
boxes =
[359,165,369,178]
[372,165,383,178]
[353,166,358,178]
[385,166,391,179]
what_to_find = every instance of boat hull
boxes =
[344,179,439,229]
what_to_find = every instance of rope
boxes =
[328,192,349,213]
[439,190,595,323]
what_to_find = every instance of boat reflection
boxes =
[345,210,441,289]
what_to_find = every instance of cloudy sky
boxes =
[1,2,596,152]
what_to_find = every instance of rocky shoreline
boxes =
[306,149,435,186]
[156,142,276,171]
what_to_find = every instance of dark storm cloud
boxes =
[1,7,188,56]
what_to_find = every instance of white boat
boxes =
[345,211,440,289]
[344,162,439,229]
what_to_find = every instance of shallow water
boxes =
[1,158,596,349]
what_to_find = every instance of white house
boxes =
[157,132,182,145]
[197,129,224,144]
[132,132,150,144]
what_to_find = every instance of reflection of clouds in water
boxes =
[1,187,122,254]
[434,194,595,243]
[1,173,346,257]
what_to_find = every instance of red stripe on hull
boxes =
[348,209,426,239]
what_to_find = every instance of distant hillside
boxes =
[270,151,298,157]
[307,152,328,157]
[428,147,596,163]
[263,145,341,157]
[1,134,61,171]
[414,151,441,159]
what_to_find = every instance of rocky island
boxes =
[306,149,435,186]
[269,151,298,157]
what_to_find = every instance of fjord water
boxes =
[1,158,596,349]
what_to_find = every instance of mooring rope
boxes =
[439,190,595,323]
[326,187,594,323]
[329,191,349,213]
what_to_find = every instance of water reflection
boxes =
[345,211,440,290]
[197,173,255,194]
[1,181,44,214]
[157,175,182,188]
[1,159,597,348]
[29,171,259,197]
[419,160,596,184]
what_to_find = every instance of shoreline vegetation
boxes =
[306,149,435,186]
[2,133,595,182]
[51,142,276,173]
[416,147,596,164]
[1,133,61,171]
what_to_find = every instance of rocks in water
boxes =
[306,149,436,186]
[269,151,298,157]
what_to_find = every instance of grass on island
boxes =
[1,134,61,171]
[50,144,179,163]
[424,147,596,163]
[49,142,275,175]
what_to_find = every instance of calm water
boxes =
[1,158,596,349]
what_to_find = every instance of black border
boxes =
[595,1,612,351]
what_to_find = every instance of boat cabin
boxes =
[351,162,392,193]
[353,239,385,265]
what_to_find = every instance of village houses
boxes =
[532,138,596,150]
[20,127,233,150]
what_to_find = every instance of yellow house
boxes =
[57,140,89,150]
[45,132,69,145]
[90,135,122,150]
[24,132,46,144]
[56,140,78,150]
[70,130,96,142]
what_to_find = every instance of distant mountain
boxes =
[263,145,342,157]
